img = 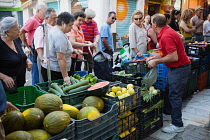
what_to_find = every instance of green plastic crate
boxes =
[36,79,89,105]
[6,86,46,112]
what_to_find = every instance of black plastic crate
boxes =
[189,57,199,69]
[138,116,163,139]
[48,120,75,140]
[74,99,118,140]
[185,44,208,57]
[199,64,208,74]
[123,74,142,86]
[105,84,141,115]
[124,61,149,74]
[199,55,208,66]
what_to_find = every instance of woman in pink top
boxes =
[67,11,93,74]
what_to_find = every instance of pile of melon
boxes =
[3,94,105,140]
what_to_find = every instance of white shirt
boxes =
[129,23,147,58]
[203,20,210,36]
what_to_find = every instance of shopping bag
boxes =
[119,43,131,61]
[141,67,157,87]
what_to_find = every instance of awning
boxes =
[21,0,32,9]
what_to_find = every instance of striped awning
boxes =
[21,0,32,9]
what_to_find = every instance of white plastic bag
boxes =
[119,45,131,61]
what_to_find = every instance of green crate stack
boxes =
[6,86,47,112]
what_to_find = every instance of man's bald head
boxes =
[152,14,166,27]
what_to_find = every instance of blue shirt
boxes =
[99,23,114,52]
[0,81,7,113]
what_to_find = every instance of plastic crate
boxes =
[48,120,75,140]
[74,71,88,77]
[198,71,208,91]
[185,44,208,57]
[74,99,118,140]
[157,64,169,78]
[199,64,208,74]
[6,86,46,112]
[105,83,141,115]
[199,55,208,66]
[111,73,142,86]
[189,57,199,69]
[138,116,163,139]
[154,77,167,90]
[124,61,149,74]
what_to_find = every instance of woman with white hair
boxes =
[0,17,32,90]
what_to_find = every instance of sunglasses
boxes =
[134,17,143,21]
[112,17,117,20]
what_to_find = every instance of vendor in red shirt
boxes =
[148,14,191,133]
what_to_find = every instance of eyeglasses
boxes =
[112,17,117,20]
[134,17,143,21]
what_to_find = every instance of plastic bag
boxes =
[119,44,131,61]
[141,67,157,87]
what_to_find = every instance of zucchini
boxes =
[63,80,89,92]
[74,78,80,83]
[51,83,65,95]
[67,85,91,94]
[70,77,76,84]
[49,88,63,95]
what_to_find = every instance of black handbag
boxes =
[1,76,17,91]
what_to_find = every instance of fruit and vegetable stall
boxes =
[3,42,210,140]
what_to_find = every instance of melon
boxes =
[88,82,110,97]
[34,94,63,115]
[77,106,100,120]
[22,108,45,130]
[27,129,51,140]
[5,131,33,140]
[2,110,25,135]
[62,104,79,119]
[43,111,70,135]
[83,96,104,112]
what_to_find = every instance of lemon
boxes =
[119,132,125,138]
[109,92,116,97]
[124,130,130,136]
[117,86,122,91]
[112,86,118,93]
[124,93,130,97]
[127,84,134,89]
[121,88,127,94]
[130,127,136,133]
[116,91,122,96]
[127,88,135,95]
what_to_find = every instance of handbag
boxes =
[1,76,17,91]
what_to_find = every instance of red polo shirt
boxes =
[81,20,99,54]
[22,15,43,46]
[158,26,190,68]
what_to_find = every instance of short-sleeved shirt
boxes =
[46,26,73,72]
[0,81,6,113]
[67,24,84,59]
[129,23,147,58]
[81,20,99,54]
[169,19,180,31]
[22,15,43,46]
[34,23,53,67]
[99,23,114,52]
[180,21,193,43]
[158,26,190,68]
[203,20,210,36]
[190,15,203,34]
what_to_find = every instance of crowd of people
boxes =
[0,3,208,139]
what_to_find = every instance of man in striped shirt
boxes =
[81,8,99,73]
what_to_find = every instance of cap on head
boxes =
[195,6,204,11]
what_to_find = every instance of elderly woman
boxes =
[41,12,80,83]
[67,11,93,75]
[0,17,32,90]
[179,9,196,43]
[129,10,147,58]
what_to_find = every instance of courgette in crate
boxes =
[49,88,63,95]
[63,80,89,92]
[70,77,76,84]
[51,83,65,95]
[67,85,91,94]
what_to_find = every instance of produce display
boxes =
[73,73,98,85]
[5,131,33,140]
[27,129,51,140]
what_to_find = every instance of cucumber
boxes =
[48,88,63,95]
[63,80,89,92]
[67,85,91,94]
[70,77,76,84]
[51,83,65,95]
[74,78,80,83]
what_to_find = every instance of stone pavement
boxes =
[147,89,210,140]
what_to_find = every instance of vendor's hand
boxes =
[137,52,142,57]
[2,75,15,88]
[3,102,19,115]
[64,76,70,84]
[26,59,33,71]
[147,59,158,68]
